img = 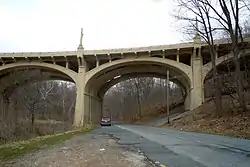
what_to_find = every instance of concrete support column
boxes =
[74,47,90,127]
[162,50,166,59]
[184,92,190,111]
[89,97,102,124]
[66,62,69,69]
[190,47,204,110]
[108,54,111,62]
[176,48,180,62]
[96,55,99,67]
[65,57,69,69]
[74,67,86,127]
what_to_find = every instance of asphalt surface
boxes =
[97,125,250,167]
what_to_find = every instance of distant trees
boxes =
[0,70,76,144]
[103,77,185,122]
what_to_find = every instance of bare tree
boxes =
[104,77,185,122]
[22,82,43,131]
[56,82,76,122]
[218,0,249,111]
[174,0,250,112]
[174,0,223,112]
[38,81,55,119]
[0,69,77,144]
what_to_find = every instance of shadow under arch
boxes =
[202,50,250,98]
[0,63,77,110]
[0,69,75,100]
[85,57,192,96]
[202,49,250,83]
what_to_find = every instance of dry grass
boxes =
[162,96,250,139]
[134,103,185,124]
[0,127,94,161]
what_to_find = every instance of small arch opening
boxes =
[0,67,76,144]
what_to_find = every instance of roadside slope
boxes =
[161,96,250,139]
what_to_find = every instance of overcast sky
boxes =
[0,0,183,52]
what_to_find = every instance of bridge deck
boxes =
[0,38,242,58]
[0,38,249,71]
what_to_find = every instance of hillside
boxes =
[161,95,250,139]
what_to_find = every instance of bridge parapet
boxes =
[1,37,249,62]
[0,51,77,58]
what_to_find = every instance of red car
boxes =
[100,117,111,126]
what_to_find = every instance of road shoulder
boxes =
[1,128,153,167]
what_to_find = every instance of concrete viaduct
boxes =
[1,32,250,126]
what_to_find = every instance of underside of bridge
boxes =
[74,57,194,126]
[0,64,77,123]
[204,53,250,80]
[203,53,250,97]
[0,66,75,96]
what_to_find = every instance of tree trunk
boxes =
[30,104,35,132]
[213,74,223,113]
[136,93,142,118]
[211,49,222,113]
[233,47,247,111]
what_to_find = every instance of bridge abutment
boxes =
[74,66,88,127]
[89,98,102,124]
[190,39,204,110]
[184,93,190,111]
[74,47,92,127]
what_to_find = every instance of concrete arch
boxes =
[0,70,74,100]
[79,57,192,125]
[85,57,192,94]
[202,49,250,82]
[90,65,190,96]
[0,62,77,83]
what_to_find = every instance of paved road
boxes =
[100,125,250,167]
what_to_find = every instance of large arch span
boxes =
[0,62,78,104]
[85,57,192,94]
[76,57,193,125]
[85,57,191,83]
[0,69,74,100]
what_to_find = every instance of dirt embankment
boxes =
[162,96,250,139]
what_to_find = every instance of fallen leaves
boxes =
[163,97,250,139]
